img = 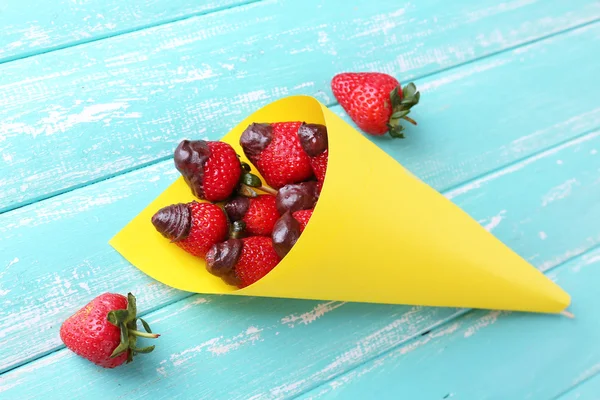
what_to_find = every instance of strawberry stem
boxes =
[107,293,160,363]
[257,185,277,195]
[402,116,417,125]
[130,329,160,339]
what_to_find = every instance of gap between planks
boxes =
[1,16,598,217]
[0,128,597,378]
[0,0,265,67]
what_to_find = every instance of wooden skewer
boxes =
[560,310,575,319]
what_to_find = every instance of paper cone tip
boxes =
[560,310,575,319]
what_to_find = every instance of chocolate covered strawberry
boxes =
[152,201,228,258]
[206,236,281,288]
[292,209,313,231]
[240,122,314,189]
[174,140,242,202]
[60,292,159,368]
[331,72,420,138]
[297,123,328,185]
[224,194,280,237]
[276,181,319,214]
[174,139,270,202]
[272,209,313,258]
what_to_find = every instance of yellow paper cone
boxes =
[110,95,570,314]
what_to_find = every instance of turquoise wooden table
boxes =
[1,1,599,398]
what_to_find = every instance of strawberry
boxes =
[240,122,314,189]
[297,123,328,185]
[151,201,228,258]
[272,209,313,258]
[331,72,420,138]
[224,194,280,237]
[60,292,159,368]
[206,236,281,288]
[276,181,319,215]
[292,209,313,231]
[174,140,242,202]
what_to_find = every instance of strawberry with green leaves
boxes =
[331,72,420,138]
[60,293,159,368]
[151,201,229,258]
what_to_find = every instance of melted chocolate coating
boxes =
[297,123,328,157]
[272,212,302,259]
[151,203,191,242]
[174,140,211,199]
[240,123,273,159]
[224,197,250,222]
[276,181,319,215]
[205,239,243,280]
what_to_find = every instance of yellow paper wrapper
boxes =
[110,95,570,314]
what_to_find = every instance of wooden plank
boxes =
[1,127,598,396]
[299,249,600,400]
[0,0,255,64]
[1,0,598,212]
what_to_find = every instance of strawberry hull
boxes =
[111,96,571,315]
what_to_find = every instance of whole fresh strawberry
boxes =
[297,123,328,185]
[206,236,281,288]
[60,292,159,368]
[331,72,420,138]
[151,201,228,258]
[224,194,280,237]
[272,209,313,258]
[240,122,314,189]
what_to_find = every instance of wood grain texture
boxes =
[1,127,598,397]
[299,249,600,400]
[0,0,255,64]
[1,0,598,212]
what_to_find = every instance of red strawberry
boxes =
[206,237,281,288]
[151,201,228,258]
[292,209,313,231]
[60,293,159,368]
[331,72,420,138]
[224,195,280,237]
[174,140,242,202]
[240,122,314,189]
[272,209,313,258]
[297,123,328,185]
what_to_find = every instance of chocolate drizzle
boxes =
[224,196,251,222]
[276,181,319,215]
[174,140,211,199]
[297,123,328,157]
[272,212,301,258]
[151,203,192,242]
[240,123,273,160]
[205,239,243,286]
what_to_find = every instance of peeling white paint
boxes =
[480,210,506,232]
[446,131,599,199]
[541,178,579,206]
[464,311,503,338]
[281,301,346,327]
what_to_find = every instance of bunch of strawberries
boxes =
[151,120,327,288]
[59,72,419,369]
